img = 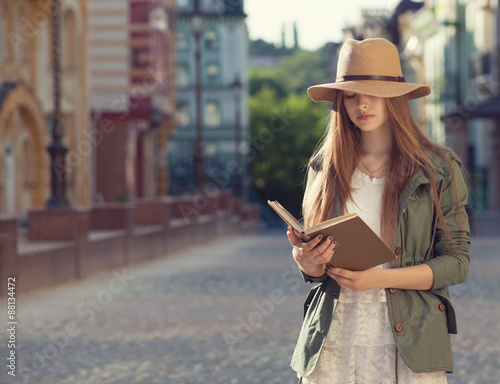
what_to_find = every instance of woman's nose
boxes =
[357,95,369,109]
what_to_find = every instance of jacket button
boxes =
[389,288,397,294]
[439,303,446,312]
[395,323,404,332]
[395,247,403,256]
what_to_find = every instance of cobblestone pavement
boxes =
[1,229,499,384]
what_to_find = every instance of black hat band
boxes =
[336,75,406,83]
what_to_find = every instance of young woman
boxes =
[287,38,470,384]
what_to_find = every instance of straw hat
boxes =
[307,38,430,103]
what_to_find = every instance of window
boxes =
[177,64,190,87]
[149,8,167,80]
[204,101,220,127]
[204,0,224,14]
[176,0,190,9]
[22,138,34,187]
[62,10,76,68]
[5,142,16,213]
[204,29,218,50]
[205,145,221,177]
[205,63,219,85]
[177,31,189,51]
[177,101,190,126]
[131,48,141,69]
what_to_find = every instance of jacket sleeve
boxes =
[301,270,329,284]
[425,158,471,290]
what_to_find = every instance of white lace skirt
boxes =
[300,284,447,384]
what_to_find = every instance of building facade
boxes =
[411,0,500,210]
[88,0,177,203]
[0,0,89,214]
[169,0,249,198]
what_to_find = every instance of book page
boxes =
[306,212,358,234]
[267,200,305,234]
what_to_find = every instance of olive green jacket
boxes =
[291,150,471,376]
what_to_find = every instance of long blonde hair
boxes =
[302,92,463,247]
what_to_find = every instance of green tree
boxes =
[249,38,293,57]
[248,49,329,97]
[250,86,328,219]
[248,68,287,99]
[248,42,335,221]
[277,50,329,95]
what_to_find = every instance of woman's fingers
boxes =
[309,236,336,264]
[315,236,336,253]
[288,228,338,266]
[314,239,337,264]
[302,234,325,251]
[287,226,304,244]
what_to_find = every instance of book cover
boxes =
[268,200,396,271]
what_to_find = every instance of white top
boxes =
[301,169,447,384]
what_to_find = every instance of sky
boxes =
[244,0,400,51]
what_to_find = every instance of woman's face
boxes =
[342,91,391,133]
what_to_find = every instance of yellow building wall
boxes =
[0,0,90,214]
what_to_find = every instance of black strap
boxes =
[395,345,399,383]
[336,75,406,83]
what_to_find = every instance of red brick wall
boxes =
[95,118,129,202]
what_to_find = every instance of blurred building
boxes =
[0,0,89,214]
[169,0,249,198]
[410,0,500,210]
[342,8,392,41]
[88,0,177,202]
[343,0,500,210]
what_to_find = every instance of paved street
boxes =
[1,222,499,384]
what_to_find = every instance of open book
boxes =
[268,200,396,271]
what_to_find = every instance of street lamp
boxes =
[46,0,69,207]
[191,0,205,192]
[232,75,243,197]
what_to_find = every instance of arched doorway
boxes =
[0,82,49,213]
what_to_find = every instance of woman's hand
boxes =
[327,263,435,291]
[287,226,337,278]
[326,266,384,292]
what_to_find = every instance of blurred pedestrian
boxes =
[287,38,471,384]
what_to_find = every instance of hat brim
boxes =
[307,80,431,102]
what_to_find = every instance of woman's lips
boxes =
[357,114,374,121]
